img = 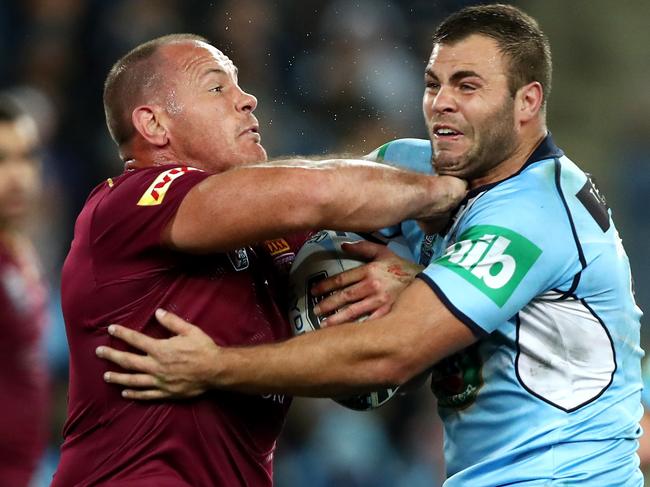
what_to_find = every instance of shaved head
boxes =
[103,33,209,146]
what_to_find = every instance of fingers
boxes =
[103,371,160,388]
[154,309,195,336]
[368,303,391,320]
[122,389,172,401]
[107,324,159,355]
[96,345,157,373]
[340,240,384,259]
[315,281,365,315]
[322,297,382,326]
[311,266,366,296]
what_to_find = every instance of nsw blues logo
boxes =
[431,344,483,409]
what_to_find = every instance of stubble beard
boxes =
[433,97,518,181]
[463,97,519,181]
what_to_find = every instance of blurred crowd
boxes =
[0,1,647,486]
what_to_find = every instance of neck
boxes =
[469,128,546,189]
[123,137,187,170]
[124,148,187,171]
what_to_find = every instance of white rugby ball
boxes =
[288,230,400,411]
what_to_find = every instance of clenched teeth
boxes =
[435,128,460,136]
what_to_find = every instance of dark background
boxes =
[1,1,647,485]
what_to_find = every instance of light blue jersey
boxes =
[365,138,433,263]
[371,136,644,486]
[642,359,650,408]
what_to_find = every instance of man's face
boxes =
[161,41,267,172]
[0,119,40,227]
[423,34,518,180]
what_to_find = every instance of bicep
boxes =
[162,168,316,253]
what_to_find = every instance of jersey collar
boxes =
[465,132,564,199]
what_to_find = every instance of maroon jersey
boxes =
[0,236,49,487]
[54,165,308,487]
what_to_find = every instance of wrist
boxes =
[423,175,467,218]
[206,344,233,389]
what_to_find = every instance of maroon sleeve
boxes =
[90,166,210,285]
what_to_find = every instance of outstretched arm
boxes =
[97,279,477,399]
[164,160,466,253]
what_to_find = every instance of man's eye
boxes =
[426,81,440,90]
[209,86,223,93]
[460,84,476,92]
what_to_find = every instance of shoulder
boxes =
[365,138,433,174]
[447,159,582,289]
[88,165,209,216]
[84,165,210,245]
[464,158,569,239]
[113,165,207,203]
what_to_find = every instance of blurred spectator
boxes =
[0,92,50,487]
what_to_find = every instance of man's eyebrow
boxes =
[201,68,228,79]
[424,68,437,78]
[200,66,239,80]
[424,69,484,83]
[449,70,484,83]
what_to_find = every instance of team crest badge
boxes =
[263,238,290,256]
[431,344,483,409]
[228,248,250,271]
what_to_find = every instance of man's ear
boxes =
[131,105,169,147]
[515,81,544,125]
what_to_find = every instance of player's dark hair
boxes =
[103,33,209,146]
[433,4,552,107]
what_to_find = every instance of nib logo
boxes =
[438,225,542,307]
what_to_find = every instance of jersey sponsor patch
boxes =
[137,166,201,206]
[436,225,542,307]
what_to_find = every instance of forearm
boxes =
[214,318,411,397]
[291,159,455,229]
[213,280,477,396]
[168,159,464,253]
[97,281,478,400]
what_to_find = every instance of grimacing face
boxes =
[423,34,518,181]
[160,41,267,172]
[0,118,41,227]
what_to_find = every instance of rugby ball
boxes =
[288,230,400,411]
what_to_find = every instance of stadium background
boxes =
[1,0,648,485]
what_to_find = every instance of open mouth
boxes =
[433,125,463,139]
